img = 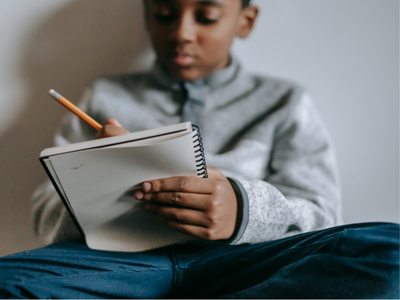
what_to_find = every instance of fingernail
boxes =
[143,182,152,192]
[135,191,143,200]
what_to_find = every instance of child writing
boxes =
[1,0,398,298]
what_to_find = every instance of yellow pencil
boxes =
[49,89,102,131]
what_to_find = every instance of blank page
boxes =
[49,132,198,252]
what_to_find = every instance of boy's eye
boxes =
[152,5,176,22]
[196,15,218,25]
[196,9,220,25]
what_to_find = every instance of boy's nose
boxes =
[170,12,196,43]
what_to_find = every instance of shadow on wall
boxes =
[0,0,152,256]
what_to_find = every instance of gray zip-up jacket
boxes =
[32,56,342,246]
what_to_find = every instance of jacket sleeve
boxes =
[230,92,342,244]
[31,89,96,245]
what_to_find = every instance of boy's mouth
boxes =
[170,50,196,67]
[173,54,195,66]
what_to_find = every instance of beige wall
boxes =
[0,0,398,257]
[0,0,152,256]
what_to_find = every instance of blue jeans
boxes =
[0,222,399,298]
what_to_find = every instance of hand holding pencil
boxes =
[49,89,129,138]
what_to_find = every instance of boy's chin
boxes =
[169,67,209,82]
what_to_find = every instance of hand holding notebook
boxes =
[134,166,238,242]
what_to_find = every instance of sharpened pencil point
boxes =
[49,89,62,101]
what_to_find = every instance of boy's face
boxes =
[145,0,257,81]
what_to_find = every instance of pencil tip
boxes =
[49,89,62,100]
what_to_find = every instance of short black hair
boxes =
[242,0,251,8]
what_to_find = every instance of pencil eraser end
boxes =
[49,89,61,100]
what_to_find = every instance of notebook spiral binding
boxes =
[192,125,208,178]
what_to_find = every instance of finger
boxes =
[143,176,215,194]
[145,204,211,228]
[160,218,216,240]
[142,192,210,211]
[95,124,129,139]
[105,118,123,127]
[133,189,144,200]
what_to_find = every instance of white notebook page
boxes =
[49,132,199,252]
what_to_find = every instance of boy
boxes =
[0,0,398,298]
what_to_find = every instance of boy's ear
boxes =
[236,6,259,39]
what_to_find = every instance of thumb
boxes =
[105,118,123,127]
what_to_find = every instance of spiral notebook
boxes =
[40,122,208,252]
